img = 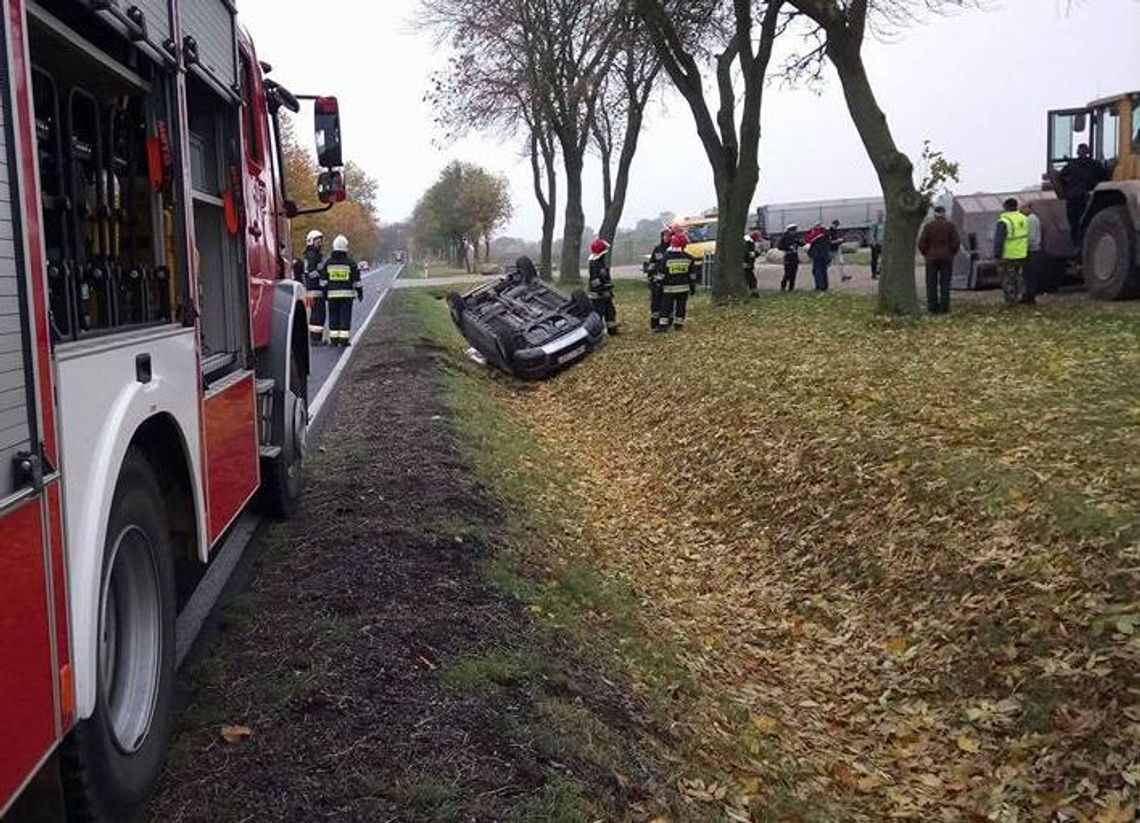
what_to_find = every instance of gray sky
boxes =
[239,0,1140,239]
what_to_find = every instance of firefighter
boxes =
[993,197,1031,305]
[743,231,761,297]
[587,236,618,334]
[302,229,326,344]
[644,228,670,329]
[656,231,696,332]
[319,234,363,345]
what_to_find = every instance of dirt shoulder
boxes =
[147,292,677,822]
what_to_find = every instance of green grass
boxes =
[503,775,605,823]
[442,648,562,696]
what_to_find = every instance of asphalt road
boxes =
[306,262,402,401]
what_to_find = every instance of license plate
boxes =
[557,345,586,364]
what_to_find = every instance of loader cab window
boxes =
[1131,99,1140,154]
[1095,104,1119,166]
[1048,109,1094,174]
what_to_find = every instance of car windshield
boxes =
[684,222,717,243]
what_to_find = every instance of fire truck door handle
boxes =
[12,449,43,492]
[249,223,262,238]
[136,353,152,384]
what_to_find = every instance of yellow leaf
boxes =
[1095,801,1136,823]
[750,713,779,734]
[956,735,980,754]
[884,636,908,654]
[220,724,252,744]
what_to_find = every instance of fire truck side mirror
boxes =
[317,169,346,205]
[314,96,342,170]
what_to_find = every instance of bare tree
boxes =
[426,42,560,280]
[423,0,625,284]
[635,0,784,302]
[784,0,977,315]
[592,12,662,245]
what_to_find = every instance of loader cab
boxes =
[1047,93,1140,183]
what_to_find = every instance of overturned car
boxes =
[447,257,606,380]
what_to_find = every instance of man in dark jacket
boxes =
[804,223,830,291]
[319,234,363,346]
[917,206,961,314]
[828,219,850,282]
[777,224,801,291]
[643,228,670,329]
[1058,143,1107,245]
[588,236,618,334]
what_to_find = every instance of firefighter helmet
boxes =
[589,237,609,256]
[669,231,689,249]
[332,234,349,252]
[306,229,323,245]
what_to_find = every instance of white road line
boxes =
[175,263,402,669]
[308,263,402,425]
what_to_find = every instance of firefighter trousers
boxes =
[308,292,326,338]
[648,283,662,329]
[591,296,618,333]
[657,290,689,330]
[327,297,354,343]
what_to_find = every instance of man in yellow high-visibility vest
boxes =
[993,197,1032,305]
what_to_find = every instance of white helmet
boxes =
[306,229,323,245]
[332,234,349,253]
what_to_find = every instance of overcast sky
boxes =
[239,0,1139,239]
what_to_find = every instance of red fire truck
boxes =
[0,0,345,818]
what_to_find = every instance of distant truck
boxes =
[755,196,884,247]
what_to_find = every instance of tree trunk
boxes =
[559,149,585,284]
[484,232,490,263]
[598,106,644,244]
[827,38,923,315]
[711,167,754,301]
[529,128,558,281]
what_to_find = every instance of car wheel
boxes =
[61,449,175,823]
[261,349,307,519]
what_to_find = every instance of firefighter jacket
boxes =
[644,242,668,280]
[319,251,362,300]
[588,254,613,299]
[659,249,697,294]
[302,247,324,294]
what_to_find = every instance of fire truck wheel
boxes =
[1082,206,1138,300]
[62,448,175,823]
[262,350,308,519]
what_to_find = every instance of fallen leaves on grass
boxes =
[219,725,252,744]
[465,290,1140,821]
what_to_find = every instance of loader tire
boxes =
[1082,205,1138,300]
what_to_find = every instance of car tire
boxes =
[1082,205,1138,300]
[260,347,307,520]
[570,290,592,316]
[61,448,175,823]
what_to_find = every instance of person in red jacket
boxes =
[803,223,830,291]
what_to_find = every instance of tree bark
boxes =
[559,148,585,284]
[598,105,643,243]
[528,128,558,281]
[826,36,923,315]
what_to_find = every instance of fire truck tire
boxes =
[1082,206,1138,300]
[61,448,175,823]
[261,348,307,519]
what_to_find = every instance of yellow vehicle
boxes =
[673,212,719,264]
